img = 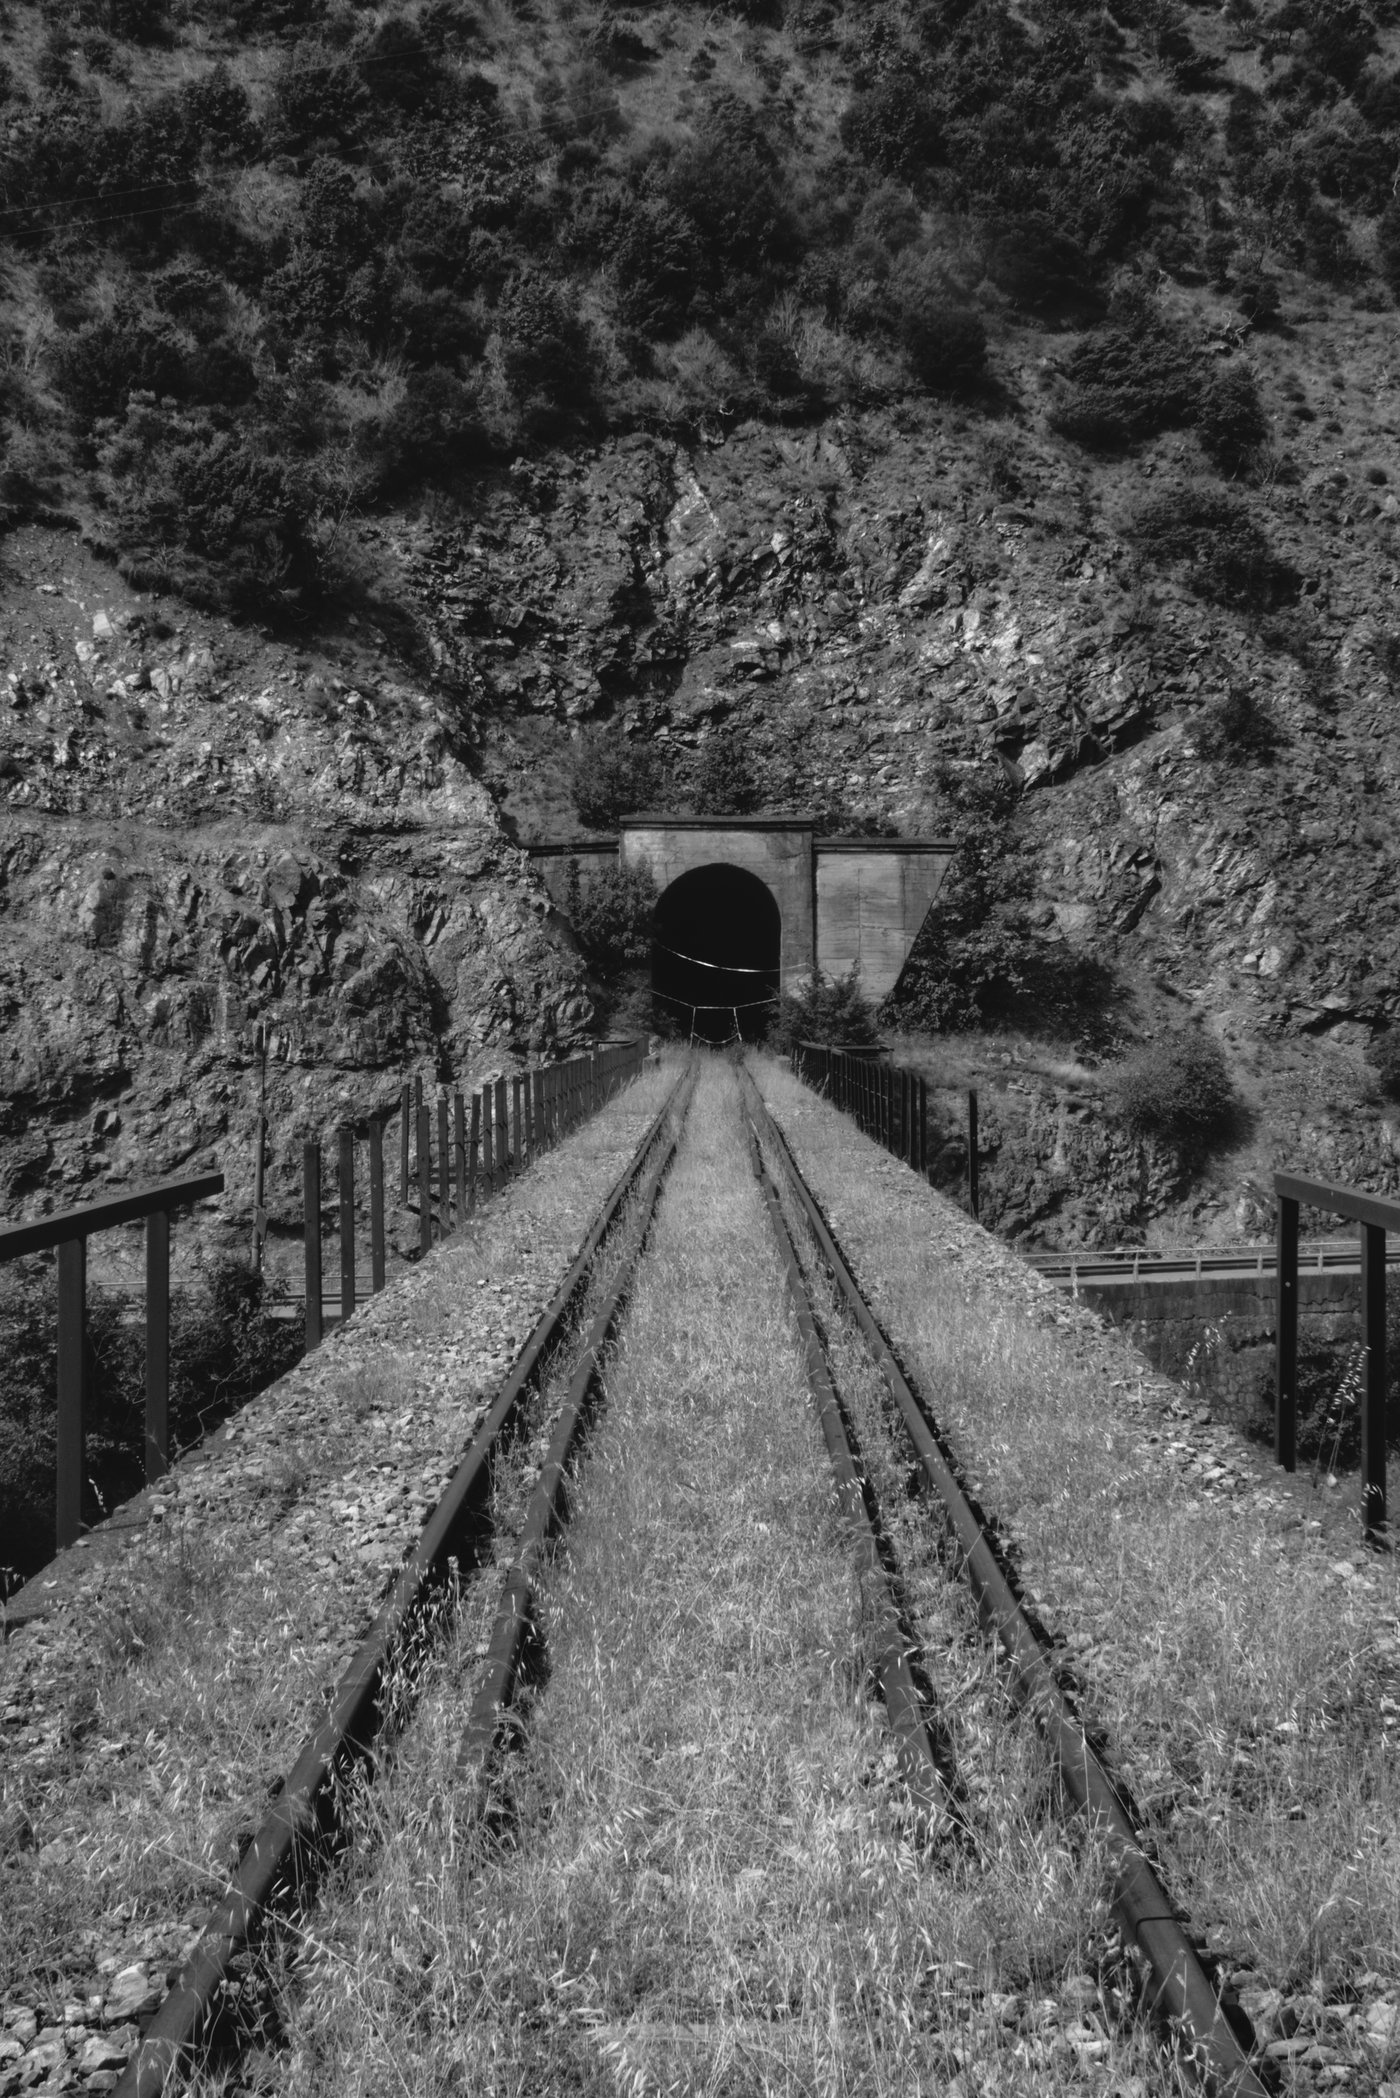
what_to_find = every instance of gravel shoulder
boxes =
[0,1060,677,2098]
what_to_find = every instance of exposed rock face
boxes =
[0,529,589,1242]
[7,331,1400,1248]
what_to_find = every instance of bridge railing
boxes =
[0,1173,225,1553]
[299,1040,645,1351]
[791,1042,983,1214]
[1274,1171,1400,1541]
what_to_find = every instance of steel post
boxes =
[438,1092,451,1233]
[512,1075,524,1173]
[369,1118,386,1293]
[417,1106,432,1255]
[495,1078,509,1177]
[399,1081,410,1205]
[454,1092,466,1221]
[1362,1222,1388,1538]
[56,1236,86,1550]
[467,1092,481,1215]
[338,1126,355,1323]
[1275,1195,1299,1472]
[304,1142,322,1354]
[145,1209,170,1482]
[968,1088,980,1220]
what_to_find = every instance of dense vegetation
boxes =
[0,1258,301,1590]
[3,0,1399,612]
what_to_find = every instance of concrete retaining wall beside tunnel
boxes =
[1076,1271,1363,1427]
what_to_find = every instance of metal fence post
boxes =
[1275,1194,1298,1472]
[968,1088,980,1219]
[1362,1222,1387,1538]
[438,1092,451,1234]
[369,1118,386,1293]
[304,1141,322,1354]
[481,1089,494,1194]
[399,1081,410,1205]
[55,1236,86,1550]
[339,1125,355,1324]
[495,1077,509,1173]
[467,1092,481,1215]
[417,1106,432,1255]
[145,1209,170,1483]
[512,1075,524,1173]
[532,1070,545,1159]
[454,1091,466,1221]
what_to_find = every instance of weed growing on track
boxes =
[277,1061,1188,2096]
[757,1057,1400,2012]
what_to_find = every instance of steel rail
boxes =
[742,1108,958,1841]
[114,1066,689,2098]
[741,1071,1267,2098]
[457,1067,697,1777]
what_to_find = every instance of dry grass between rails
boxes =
[0,1065,680,2022]
[274,1059,1187,2098]
[755,1059,1400,2027]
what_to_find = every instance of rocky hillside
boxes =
[5,0,1400,1247]
[0,525,588,1245]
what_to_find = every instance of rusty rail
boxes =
[743,1069,1267,2098]
[115,1063,686,2098]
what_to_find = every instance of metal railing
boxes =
[300,1041,645,1352]
[790,1042,984,1214]
[1274,1171,1398,1541]
[0,1172,224,1552]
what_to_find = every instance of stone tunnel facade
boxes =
[530,816,956,1003]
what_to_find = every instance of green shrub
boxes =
[1375,196,1400,297]
[1127,482,1300,611]
[496,272,595,424]
[893,282,987,394]
[0,1257,301,1590]
[611,194,702,338]
[564,860,657,979]
[840,77,944,176]
[983,215,1102,319]
[1048,304,1199,451]
[50,299,188,420]
[1233,267,1282,327]
[691,738,765,816]
[569,737,667,828]
[662,99,800,282]
[771,970,879,1054]
[270,40,367,149]
[1366,1031,1400,1100]
[379,367,486,482]
[95,394,314,612]
[1197,361,1268,472]
[1113,1030,1236,1147]
[1193,683,1283,759]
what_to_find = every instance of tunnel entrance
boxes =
[652,864,781,1044]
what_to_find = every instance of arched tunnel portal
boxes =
[652,863,781,1044]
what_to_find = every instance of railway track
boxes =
[10,1056,1394,2096]
[110,1062,697,2098]
[740,1071,1266,2098]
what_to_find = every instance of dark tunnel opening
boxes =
[652,864,781,1044]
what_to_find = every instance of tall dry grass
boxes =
[757,1055,1400,2011]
